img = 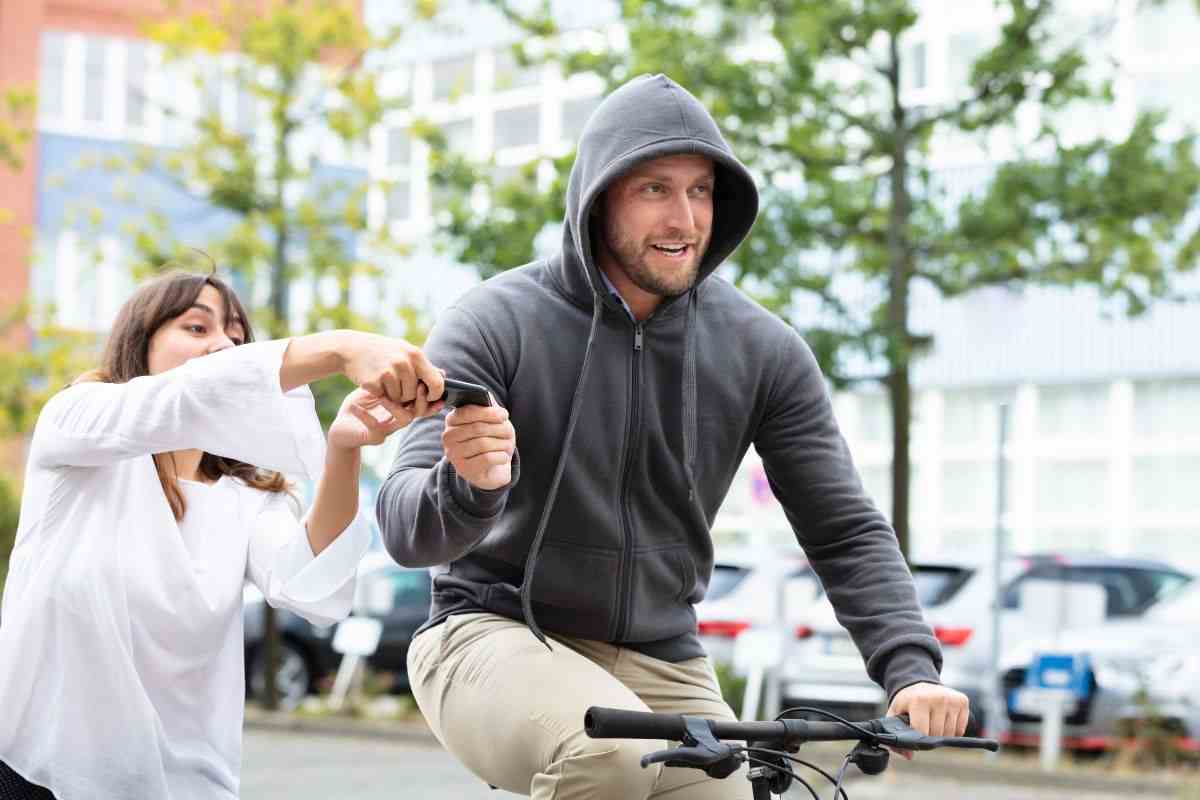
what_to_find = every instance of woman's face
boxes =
[147,285,246,375]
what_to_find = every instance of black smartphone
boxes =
[441,378,493,408]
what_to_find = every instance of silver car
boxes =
[1001,579,1200,752]
[695,547,823,670]
[778,554,1191,726]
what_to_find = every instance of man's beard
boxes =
[601,220,707,298]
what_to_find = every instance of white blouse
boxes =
[0,338,370,800]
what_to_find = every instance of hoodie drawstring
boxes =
[520,298,604,650]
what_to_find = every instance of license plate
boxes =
[1008,687,1079,717]
[823,634,859,658]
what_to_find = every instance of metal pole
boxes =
[988,403,1010,744]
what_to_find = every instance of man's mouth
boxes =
[650,243,692,259]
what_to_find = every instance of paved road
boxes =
[240,728,1154,799]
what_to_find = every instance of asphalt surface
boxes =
[239,728,1166,799]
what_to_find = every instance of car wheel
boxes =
[249,640,311,709]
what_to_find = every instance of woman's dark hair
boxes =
[75,269,289,520]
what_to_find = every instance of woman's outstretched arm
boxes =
[305,388,438,555]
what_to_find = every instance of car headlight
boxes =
[1146,654,1200,704]
[1091,655,1147,694]
[1093,653,1200,703]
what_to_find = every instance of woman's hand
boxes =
[339,332,445,406]
[328,387,444,451]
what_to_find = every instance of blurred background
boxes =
[2,0,1200,789]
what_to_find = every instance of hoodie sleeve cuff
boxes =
[444,449,521,519]
[883,645,943,701]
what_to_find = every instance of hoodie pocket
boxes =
[624,543,697,643]
[506,541,620,640]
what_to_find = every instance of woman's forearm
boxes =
[305,444,361,556]
[279,330,352,392]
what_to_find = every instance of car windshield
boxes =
[706,564,751,602]
[1146,580,1200,624]
[912,566,972,607]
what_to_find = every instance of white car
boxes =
[778,554,1191,725]
[696,547,823,670]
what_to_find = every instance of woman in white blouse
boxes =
[0,270,446,800]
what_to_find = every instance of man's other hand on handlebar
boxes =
[886,682,971,759]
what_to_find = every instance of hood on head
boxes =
[561,73,759,305]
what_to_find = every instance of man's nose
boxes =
[664,192,697,234]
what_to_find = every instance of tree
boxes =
[77,0,428,707]
[0,86,35,175]
[429,0,1200,559]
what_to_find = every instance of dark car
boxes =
[243,552,432,706]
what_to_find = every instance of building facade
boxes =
[5,0,1200,568]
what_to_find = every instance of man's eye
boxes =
[644,184,664,194]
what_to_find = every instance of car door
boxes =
[368,567,433,674]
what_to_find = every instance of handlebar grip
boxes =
[939,735,1000,751]
[585,707,687,741]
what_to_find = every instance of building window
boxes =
[441,118,474,154]
[942,460,1013,518]
[946,31,986,94]
[40,32,67,120]
[494,48,540,91]
[858,464,893,513]
[388,127,411,166]
[1134,379,1200,439]
[126,41,147,128]
[387,180,411,221]
[233,80,256,137]
[902,41,927,92]
[432,55,474,101]
[1034,460,1108,515]
[199,58,222,119]
[493,104,540,150]
[1037,383,1108,439]
[1132,454,1200,515]
[562,95,601,141]
[942,388,1008,446]
[857,392,891,444]
[83,38,108,124]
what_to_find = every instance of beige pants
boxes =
[406,612,752,799]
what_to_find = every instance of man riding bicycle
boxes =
[377,73,969,799]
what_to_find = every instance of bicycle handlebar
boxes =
[584,706,999,753]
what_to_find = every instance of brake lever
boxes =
[873,716,1000,752]
[641,745,744,777]
[638,715,744,779]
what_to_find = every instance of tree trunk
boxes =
[885,32,914,562]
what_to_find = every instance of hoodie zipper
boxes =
[614,321,644,641]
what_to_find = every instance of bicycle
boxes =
[584,705,1000,799]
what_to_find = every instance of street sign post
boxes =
[328,616,384,711]
[1012,651,1091,771]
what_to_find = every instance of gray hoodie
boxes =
[377,74,941,699]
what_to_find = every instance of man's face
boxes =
[598,154,715,298]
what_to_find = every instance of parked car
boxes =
[778,554,1192,725]
[1000,578,1200,751]
[243,551,432,706]
[695,546,823,669]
